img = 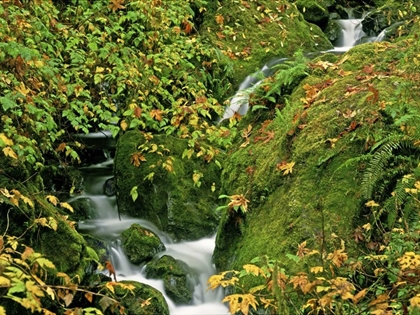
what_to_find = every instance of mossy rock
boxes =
[121,223,165,265]
[145,255,195,305]
[295,0,330,25]
[324,19,342,42]
[107,280,169,315]
[0,185,90,277]
[115,130,221,241]
[200,0,333,88]
[70,196,94,221]
[214,37,420,271]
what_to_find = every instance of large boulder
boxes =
[109,280,169,315]
[121,223,166,265]
[295,0,331,26]
[115,130,222,241]
[214,32,420,271]
[145,255,195,305]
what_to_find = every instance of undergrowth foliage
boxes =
[209,222,420,315]
[0,0,236,313]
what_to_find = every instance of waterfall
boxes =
[333,19,366,50]
[220,16,391,121]
[72,149,228,314]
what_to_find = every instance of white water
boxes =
[74,165,228,314]
[220,18,373,121]
[333,19,366,49]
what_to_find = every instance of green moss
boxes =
[110,280,169,315]
[215,36,420,272]
[146,255,194,305]
[295,0,330,23]
[200,0,332,87]
[121,223,165,265]
[115,130,222,241]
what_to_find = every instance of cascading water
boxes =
[220,16,385,121]
[71,139,228,314]
[332,19,366,50]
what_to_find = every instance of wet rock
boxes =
[111,280,169,315]
[121,224,165,265]
[115,131,221,241]
[145,255,195,305]
[104,177,116,196]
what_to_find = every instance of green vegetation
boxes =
[212,2,420,314]
[1,0,419,313]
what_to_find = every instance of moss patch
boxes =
[115,131,222,241]
[215,37,420,272]
[200,0,332,88]
[121,223,166,265]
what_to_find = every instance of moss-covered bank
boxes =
[215,31,420,272]
[200,0,332,88]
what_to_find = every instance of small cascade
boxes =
[220,15,394,121]
[333,19,366,50]
[71,141,228,314]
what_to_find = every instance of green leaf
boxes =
[286,253,300,263]
[130,186,138,202]
[0,97,17,111]
[7,279,26,295]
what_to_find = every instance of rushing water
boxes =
[72,17,387,314]
[220,17,381,121]
[73,161,228,314]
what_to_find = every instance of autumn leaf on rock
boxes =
[276,161,295,175]
[362,64,374,75]
[131,152,146,167]
[215,14,224,25]
[109,0,125,12]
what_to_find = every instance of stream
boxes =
[72,159,228,314]
[73,17,392,314]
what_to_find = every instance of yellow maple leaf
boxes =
[46,195,59,206]
[130,152,146,167]
[352,288,367,304]
[0,133,13,146]
[108,0,125,12]
[207,272,239,291]
[26,280,45,298]
[242,264,265,277]
[15,82,31,96]
[60,202,74,212]
[276,161,295,175]
[21,195,34,208]
[327,248,348,268]
[223,294,258,315]
[310,266,324,274]
[365,200,380,207]
[150,109,164,121]
[228,194,249,212]
[410,294,420,309]
[120,119,128,131]
[3,146,18,159]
